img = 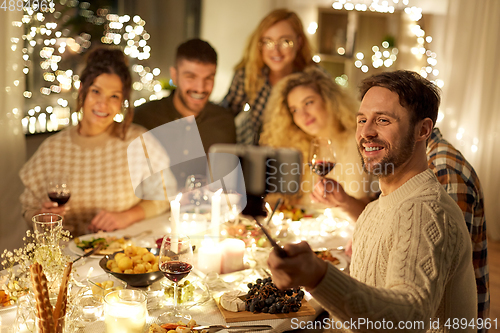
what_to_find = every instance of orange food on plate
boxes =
[0,290,12,307]
[316,251,340,265]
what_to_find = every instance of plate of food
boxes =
[0,289,17,312]
[147,319,216,333]
[68,232,129,257]
[315,250,349,271]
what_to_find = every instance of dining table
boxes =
[0,209,352,333]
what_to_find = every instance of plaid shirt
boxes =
[427,128,489,330]
[221,68,271,145]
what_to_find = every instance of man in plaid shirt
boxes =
[427,127,489,331]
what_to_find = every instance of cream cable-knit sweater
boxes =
[20,124,175,236]
[310,169,477,332]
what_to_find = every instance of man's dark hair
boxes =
[175,38,217,66]
[359,70,441,127]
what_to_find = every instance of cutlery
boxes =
[254,218,287,258]
[193,324,273,332]
[73,243,104,263]
[265,198,281,226]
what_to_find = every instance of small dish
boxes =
[87,273,127,301]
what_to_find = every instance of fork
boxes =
[192,324,272,332]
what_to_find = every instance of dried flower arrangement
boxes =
[0,227,72,306]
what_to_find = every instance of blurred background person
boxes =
[260,67,374,211]
[134,39,236,191]
[19,48,175,236]
[222,8,315,145]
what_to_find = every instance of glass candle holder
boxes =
[104,289,147,333]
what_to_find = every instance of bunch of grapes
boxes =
[245,277,305,314]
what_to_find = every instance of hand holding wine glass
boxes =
[309,137,337,197]
[158,234,193,322]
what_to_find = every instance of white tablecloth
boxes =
[0,212,354,332]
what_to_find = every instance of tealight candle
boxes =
[197,237,222,274]
[104,290,147,333]
[211,188,223,242]
[221,238,245,274]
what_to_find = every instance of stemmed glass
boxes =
[309,137,337,197]
[184,174,209,213]
[47,176,71,206]
[158,234,194,322]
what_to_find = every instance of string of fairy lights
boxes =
[7,0,479,153]
[325,0,443,88]
[308,0,484,152]
[10,0,162,134]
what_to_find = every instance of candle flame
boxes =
[214,188,223,196]
[175,192,182,202]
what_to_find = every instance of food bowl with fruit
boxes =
[99,246,164,287]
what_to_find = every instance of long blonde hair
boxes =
[236,9,314,102]
[260,67,359,201]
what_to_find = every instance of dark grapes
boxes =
[244,277,304,315]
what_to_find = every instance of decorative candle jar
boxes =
[104,289,147,333]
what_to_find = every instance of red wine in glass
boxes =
[160,261,192,283]
[309,138,336,197]
[47,178,70,206]
[48,192,71,205]
[158,234,193,323]
[311,161,336,177]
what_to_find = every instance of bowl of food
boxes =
[99,246,164,287]
[88,273,127,301]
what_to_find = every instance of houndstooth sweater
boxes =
[310,169,477,332]
[19,124,174,236]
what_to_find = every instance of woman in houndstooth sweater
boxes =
[19,48,176,236]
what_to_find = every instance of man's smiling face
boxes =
[170,59,216,116]
[356,86,416,177]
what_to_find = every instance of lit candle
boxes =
[104,290,147,333]
[221,238,245,274]
[197,236,222,274]
[211,188,223,242]
[170,192,182,252]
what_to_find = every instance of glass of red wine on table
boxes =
[309,137,337,197]
[47,177,71,206]
[158,234,194,323]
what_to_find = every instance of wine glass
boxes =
[158,234,194,323]
[47,176,71,206]
[309,137,337,197]
[184,174,209,213]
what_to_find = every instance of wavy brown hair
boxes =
[77,47,132,139]
[260,67,358,201]
[235,9,314,102]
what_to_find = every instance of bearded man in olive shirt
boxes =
[134,39,236,189]
[134,38,236,153]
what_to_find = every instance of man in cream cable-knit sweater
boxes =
[268,70,477,332]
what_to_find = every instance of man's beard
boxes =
[177,89,206,114]
[357,130,415,178]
